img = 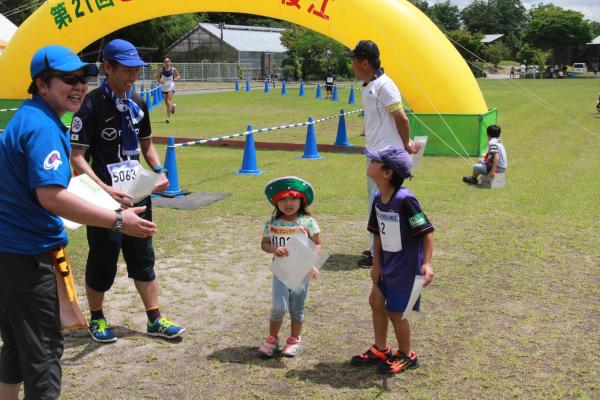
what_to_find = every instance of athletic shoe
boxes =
[350,344,393,366]
[89,318,118,343]
[378,350,419,374]
[281,336,303,357]
[147,316,186,339]
[462,176,478,185]
[165,119,170,124]
[357,255,373,268]
[362,250,371,257]
[171,104,176,114]
[258,335,279,357]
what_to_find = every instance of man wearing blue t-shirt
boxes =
[0,45,156,400]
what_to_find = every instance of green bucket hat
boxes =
[264,176,314,206]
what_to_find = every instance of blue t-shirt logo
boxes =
[43,150,62,171]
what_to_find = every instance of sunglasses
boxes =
[52,73,89,85]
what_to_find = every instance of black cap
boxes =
[345,40,380,61]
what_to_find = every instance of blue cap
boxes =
[365,145,412,178]
[102,39,148,67]
[30,45,99,79]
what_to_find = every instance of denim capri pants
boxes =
[270,275,309,322]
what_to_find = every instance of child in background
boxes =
[463,124,507,185]
[351,145,434,374]
[258,176,322,358]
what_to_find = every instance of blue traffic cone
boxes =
[299,81,305,96]
[158,87,163,102]
[348,86,356,105]
[264,79,270,93]
[161,136,186,197]
[246,79,251,92]
[281,80,287,95]
[140,83,145,98]
[315,82,322,99]
[145,91,153,111]
[151,85,159,106]
[235,79,240,91]
[236,125,262,175]
[334,110,352,146]
[132,83,137,94]
[301,117,322,159]
[332,85,339,101]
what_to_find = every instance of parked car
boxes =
[572,63,587,73]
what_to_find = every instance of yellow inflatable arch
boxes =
[0,0,487,114]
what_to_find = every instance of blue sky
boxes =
[426,1,600,22]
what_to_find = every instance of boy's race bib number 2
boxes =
[376,208,402,252]
[107,160,141,193]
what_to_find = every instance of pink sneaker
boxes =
[282,336,303,357]
[258,335,279,357]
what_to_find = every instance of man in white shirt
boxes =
[346,40,416,267]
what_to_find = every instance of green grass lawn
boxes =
[59,79,599,399]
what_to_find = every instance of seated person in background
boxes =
[463,125,507,185]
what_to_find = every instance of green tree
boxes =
[0,0,40,26]
[107,14,201,59]
[461,0,493,33]
[447,29,485,77]
[447,29,484,61]
[522,5,593,63]
[461,0,526,40]
[483,42,510,67]
[204,13,288,28]
[428,1,461,32]
[588,21,600,37]
[280,27,349,80]
[407,0,429,13]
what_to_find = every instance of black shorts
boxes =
[85,196,156,292]
[0,252,63,399]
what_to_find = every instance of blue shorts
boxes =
[378,281,421,313]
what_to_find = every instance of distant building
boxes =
[163,23,287,78]
[481,34,504,44]
[585,35,600,73]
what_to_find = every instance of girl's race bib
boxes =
[268,225,309,248]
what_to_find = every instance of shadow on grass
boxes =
[62,325,182,364]
[321,253,363,271]
[207,346,287,369]
[285,362,387,390]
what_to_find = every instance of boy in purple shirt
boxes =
[351,145,434,374]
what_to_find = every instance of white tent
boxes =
[0,12,18,49]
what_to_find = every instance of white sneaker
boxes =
[281,336,302,357]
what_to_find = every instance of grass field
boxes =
[52,79,600,399]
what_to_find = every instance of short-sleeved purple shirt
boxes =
[368,187,434,291]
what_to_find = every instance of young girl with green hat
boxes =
[258,176,322,358]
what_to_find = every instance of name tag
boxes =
[376,208,402,252]
[107,160,140,193]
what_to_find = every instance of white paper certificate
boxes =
[402,275,424,320]
[61,174,120,230]
[270,236,329,290]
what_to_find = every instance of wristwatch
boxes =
[152,165,168,176]
[112,210,124,232]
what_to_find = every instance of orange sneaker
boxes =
[350,344,393,366]
[378,350,419,374]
